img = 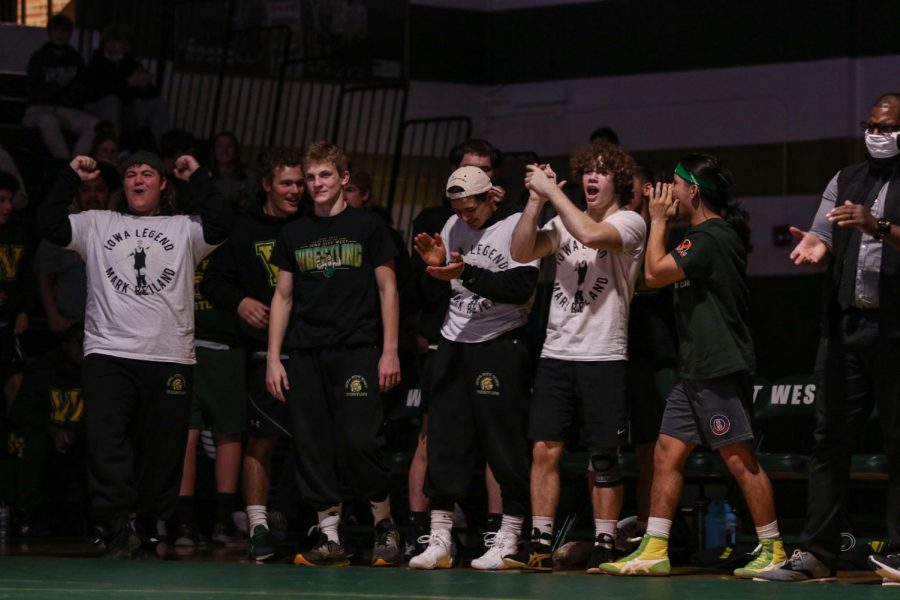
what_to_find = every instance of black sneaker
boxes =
[173,522,203,547]
[404,513,429,560]
[503,540,553,571]
[211,520,243,545]
[870,553,900,584]
[586,533,616,574]
[103,522,142,559]
[249,524,275,562]
[294,533,350,567]
[372,519,403,566]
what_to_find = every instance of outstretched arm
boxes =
[175,155,234,245]
[38,156,98,247]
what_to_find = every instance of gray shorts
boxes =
[659,371,754,450]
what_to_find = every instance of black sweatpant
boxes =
[424,331,532,517]
[82,354,192,523]
[286,345,389,511]
[803,310,900,566]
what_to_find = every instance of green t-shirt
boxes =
[670,219,755,379]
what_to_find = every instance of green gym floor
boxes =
[0,553,892,599]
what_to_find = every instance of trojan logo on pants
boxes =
[346,375,368,397]
[475,373,500,396]
[166,374,187,395]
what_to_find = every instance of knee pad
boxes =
[590,452,622,488]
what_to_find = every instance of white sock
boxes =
[498,514,523,537]
[532,516,554,541]
[594,519,617,540]
[246,505,267,531]
[318,506,341,544]
[756,520,780,540]
[430,509,453,532]
[646,517,672,539]
[370,496,392,525]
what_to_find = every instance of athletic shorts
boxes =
[659,371,754,450]
[189,346,247,434]
[246,356,291,439]
[626,357,678,445]
[528,357,627,449]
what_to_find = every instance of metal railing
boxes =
[387,116,472,242]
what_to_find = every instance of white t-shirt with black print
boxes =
[68,210,219,364]
[540,209,646,361]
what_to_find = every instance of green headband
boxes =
[675,163,719,192]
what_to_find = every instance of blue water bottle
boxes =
[723,501,737,546]
[705,500,725,549]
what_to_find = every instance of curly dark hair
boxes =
[569,140,636,205]
[256,146,304,183]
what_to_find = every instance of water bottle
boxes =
[723,501,737,546]
[704,500,725,549]
[705,500,737,548]
[693,497,709,550]
[0,502,10,541]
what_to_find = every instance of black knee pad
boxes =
[590,452,622,488]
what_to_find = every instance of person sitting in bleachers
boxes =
[22,14,99,160]
[85,24,172,153]
[209,131,258,215]
[0,146,28,210]
[89,128,123,167]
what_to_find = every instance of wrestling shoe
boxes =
[372,519,403,566]
[870,553,900,584]
[408,529,454,569]
[597,533,670,576]
[103,521,142,560]
[294,534,350,567]
[586,533,616,574]
[733,538,786,578]
[503,539,552,571]
[471,530,518,570]
[249,525,275,562]
[752,549,836,582]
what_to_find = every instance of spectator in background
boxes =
[0,324,86,536]
[0,146,28,209]
[589,127,620,146]
[34,165,117,334]
[90,128,123,167]
[0,171,33,412]
[210,131,258,214]
[85,24,171,152]
[22,14,99,159]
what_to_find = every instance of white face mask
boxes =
[865,131,900,159]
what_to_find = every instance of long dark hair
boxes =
[679,153,751,253]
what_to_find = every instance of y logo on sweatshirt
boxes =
[0,244,24,280]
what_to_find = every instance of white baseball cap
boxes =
[445,166,493,200]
